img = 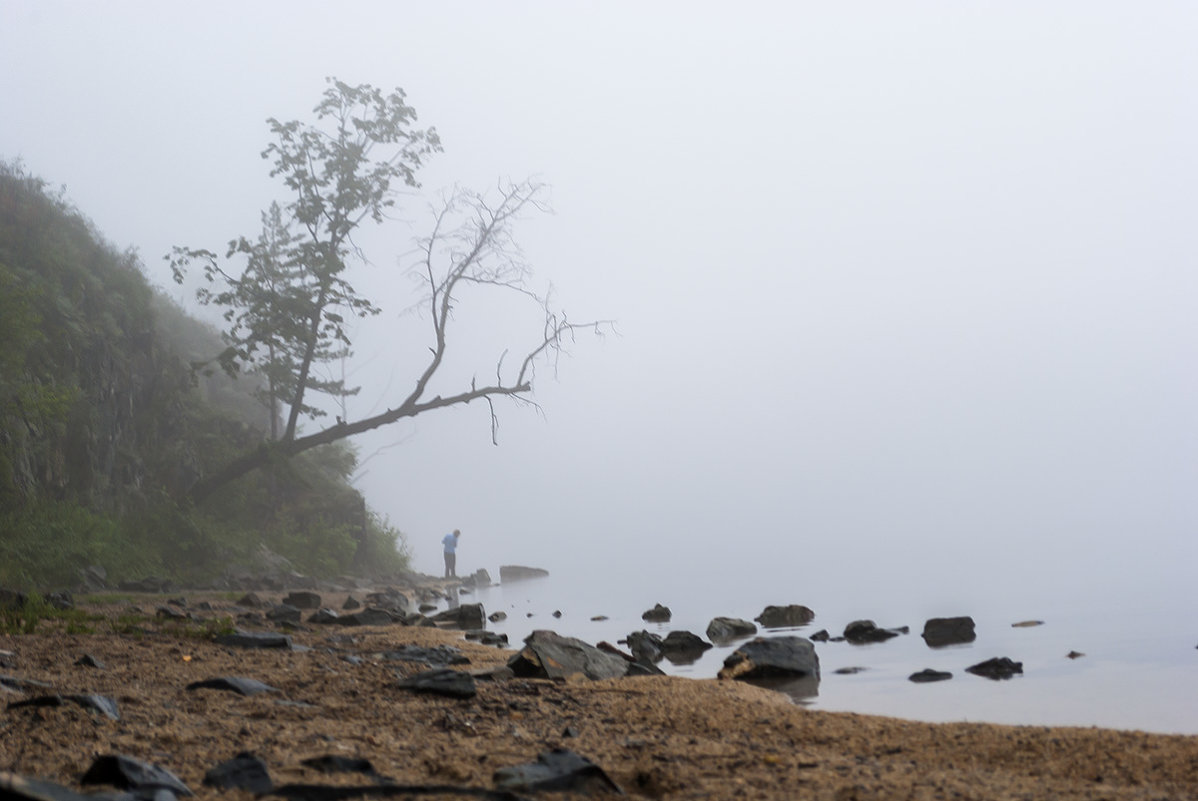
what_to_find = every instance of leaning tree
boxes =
[168,78,607,504]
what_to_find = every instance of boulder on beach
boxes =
[754,604,815,628]
[432,603,485,630]
[641,603,671,623]
[718,636,820,681]
[706,617,758,643]
[283,591,322,610]
[508,630,630,681]
[922,616,977,647]
[499,565,549,583]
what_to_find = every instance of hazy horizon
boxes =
[2,2,1194,618]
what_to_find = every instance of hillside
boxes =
[0,162,408,590]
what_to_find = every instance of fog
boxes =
[3,2,1195,612]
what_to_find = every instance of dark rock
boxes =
[625,661,666,677]
[660,630,712,656]
[381,645,469,666]
[307,609,341,625]
[809,629,830,642]
[7,694,119,720]
[596,642,634,662]
[301,756,378,776]
[488,611,507,623]
[464,630,508,647]
[203,753,273,793]
[498,565,549,583]
[186,676,280,696]
[339,607,396,627]
[508,630,631,681]
[266,604,303,626]
[591,615,608,621]
[364,588,410,614]
[1011,620,1044,628]
[167,597,187,609]
[755,604,815,628]
[155,605,188,620]
[419,603,437,614]
[1067,650,1085,659]
[0,588,27,610]
[237,593,265,608]
[909,668,953,683]
[462,568,492,588]
[718,636,820,681]
[342,595,361,611]
[432,603,485,630]
[397,668,476,699]
[494,748,622,794]
[922,616,977,647]
[966,657,1023,680]
[833,666,867,675]
[641,603,671,623]
[284,591,322,610]
[706,617,757,643]
[622,630,664,663]
[45,591,73,610]
[81,754,192,796]
[194,601,214,611]
[75,654,105,669]
[0,771,94,801]
[844,620,899,644]
[552,610,562,618]
[215,630,294,650]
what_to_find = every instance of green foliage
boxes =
[0,592,104,635]
[0,159,411,589]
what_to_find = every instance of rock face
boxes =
[718,636,820,681]
[922,616,977,647]
[706,617,758,643]
[508,630,631,681]
[499,565,549,583]
[755,605,816,628]
[641,603,672,623]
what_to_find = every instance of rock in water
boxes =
[706,617,758,643]
[396,668,476,699]
[754,604,816,628]
[966,657,1023,680]
[718,636,820,681]
[659,630,712,657]
[909,668,953,683]
[203,753,274,793]
[843,620,899,644]
[498,565,549,583]
[81,754,192,796]
[922,616,977,647]
[493,748,622,794]
[641,603,671,623]
[508,631,630,680]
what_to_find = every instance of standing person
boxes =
[441,529,460,578]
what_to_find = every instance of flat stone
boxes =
[397,668,476,699]
[498,565,549,583]
[909,668,953,683]
[203,753,273,793]
[215,630,294,650]
[186,676,280,696]
[508,630,630,681]
[80,754,192,796]
[494,748,622,794]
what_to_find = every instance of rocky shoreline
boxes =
[2,576,1196,800]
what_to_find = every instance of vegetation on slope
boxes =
[0,161,409,589]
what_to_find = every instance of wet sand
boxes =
[1,593,1195,800]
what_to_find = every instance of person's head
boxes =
[453,529,460,539]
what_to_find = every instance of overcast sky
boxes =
[2,2,1195,606]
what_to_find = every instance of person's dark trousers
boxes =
[444,552,455,578]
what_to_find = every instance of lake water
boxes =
[441,561,1197,736]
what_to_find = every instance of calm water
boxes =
[444,563,1197,735]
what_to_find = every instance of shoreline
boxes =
[1,588,1196,800]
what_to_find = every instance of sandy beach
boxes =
[2,591,1195,800]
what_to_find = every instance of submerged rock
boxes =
[706,617,758,643]
[508,630,630,681]
[909,668,953,683]
[843,620,900,644]
[966,657,1023,680]
[641,603,671,623]
[498,565,549,583]
[719,636,820,681]
[494,748,622,794]
[922,616,977,647]
[754,604,815,628]
[660,630,712,657]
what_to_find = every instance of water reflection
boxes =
[737,674,821,704]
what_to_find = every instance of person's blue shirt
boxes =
[442,533,458,554]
